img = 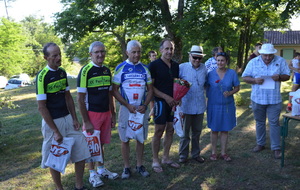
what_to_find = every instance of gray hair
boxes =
[127,40,142,52]
[43,42,58,56]
[89,41,105,53]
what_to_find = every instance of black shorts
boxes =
[154,100,173,124]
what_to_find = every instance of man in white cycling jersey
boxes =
[112,40,153,179]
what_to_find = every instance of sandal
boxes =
[210,154,218,161]
[161,161,180,169]
[152,163,163,173]
[220,154,232,162]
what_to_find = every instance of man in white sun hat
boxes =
[178,45,207,164]
[242,43,290,159]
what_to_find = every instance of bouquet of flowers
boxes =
[173,78,191,101]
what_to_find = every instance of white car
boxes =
[0,76,8,88]
[5,79,30,90]
[67,73,77,79]
[11,74,31,84]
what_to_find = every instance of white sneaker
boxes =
[89,175,104,187]
[98,168,119,180]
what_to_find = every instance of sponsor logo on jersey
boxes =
[124,73,144,79]
[129,84,142,87]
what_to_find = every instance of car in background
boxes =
[0,76,8,88]
[67,73,77,79]
[10,74,31,84]
[5,79,30,90]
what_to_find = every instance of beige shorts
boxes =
[41,114,90,168]
[118,105,149,142]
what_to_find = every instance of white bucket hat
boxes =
[189,45,206,56]
[258,43,277,54]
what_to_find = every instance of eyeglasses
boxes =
[92,50,106,54]
[192,56,203,60]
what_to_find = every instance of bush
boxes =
[0,95,17,109]
[234,92,247,106]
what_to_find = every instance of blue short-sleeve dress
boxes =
[206,69,240,131]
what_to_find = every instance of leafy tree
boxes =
[20,16,76,76]
[54,0,300,69]
[66,32,123,70]
[197,0,300,71]
[0,18,33,77]
[55,0,163,62]
[66,32,161,73]
[0,16,77,78]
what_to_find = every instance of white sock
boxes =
[89,170,96,177]
[97,166,105,174]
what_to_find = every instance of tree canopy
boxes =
[0,18,32,77]
[54,0,300,71]
[0,16,76,77]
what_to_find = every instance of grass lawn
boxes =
[0,77,300,190]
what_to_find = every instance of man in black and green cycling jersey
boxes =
[36,42,90,190]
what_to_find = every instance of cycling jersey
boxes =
[113,60,152,105]
[77,62,111,112]
[36,65,69,119]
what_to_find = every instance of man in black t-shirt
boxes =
[36,43,90,190]
[148,39,180,173]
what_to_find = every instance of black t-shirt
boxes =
[36,67,69,119]
[148,58,179,100]
[77,63,111,112]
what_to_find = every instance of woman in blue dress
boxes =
[206,52,240,161]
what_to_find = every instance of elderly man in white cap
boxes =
[178,45,207,163]
[242,43,290,159]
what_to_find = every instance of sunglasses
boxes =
[192,56,203,60]
[217,52,226,56]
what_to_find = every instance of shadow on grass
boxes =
[2,79,300,189]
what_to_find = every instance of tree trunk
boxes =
[241,14,251,72]
[173,37,183,63]
[111,30,127,61]
[237,31,244,71]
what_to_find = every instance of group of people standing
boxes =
[36,40,290,190]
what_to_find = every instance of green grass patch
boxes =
[1,78,300,189]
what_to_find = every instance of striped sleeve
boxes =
[36,67,49,100]
[112,62,126,85]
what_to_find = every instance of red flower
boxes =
[215,79,220,83]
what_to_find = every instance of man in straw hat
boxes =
[178,45,207,164]
[242,43,290,159]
